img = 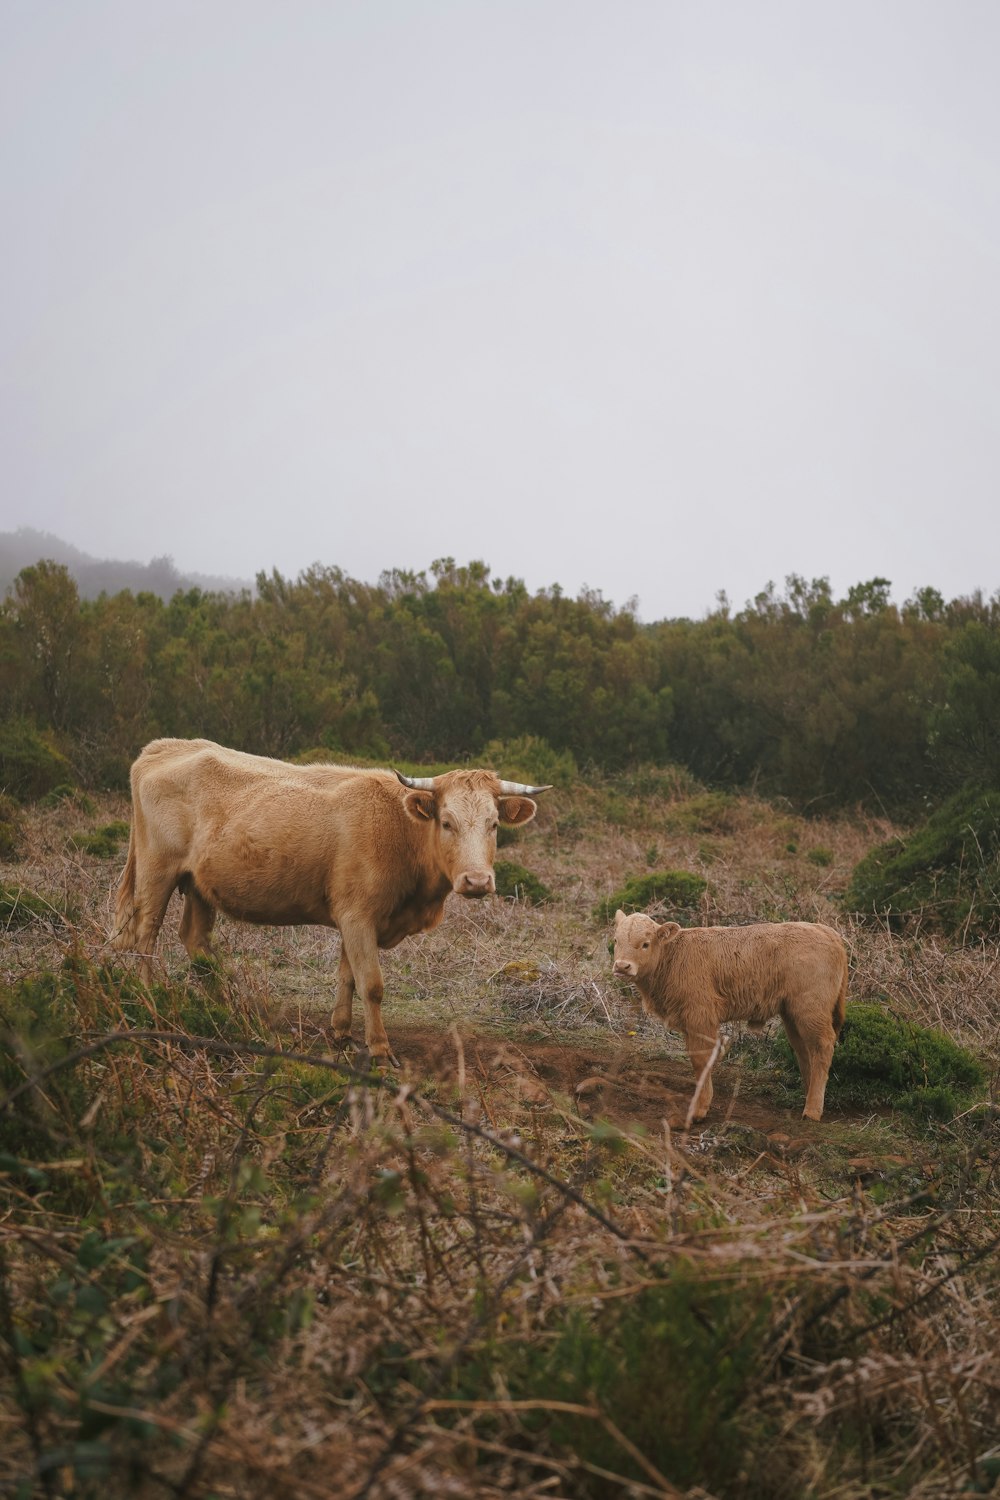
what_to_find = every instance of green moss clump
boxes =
[479,735,577,791]
[41,782,95,813]
[663,792,738,835]
[807,846,834,866]
[845,785,1000,937]
[0,883,69,929]
[594,869,707,925]
[0,718,74,802]
[70,821,131,859]
[0,794,25,860]
[494,861,553,905]
[774,1000,986,1119]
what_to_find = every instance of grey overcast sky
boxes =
[2,2,999,620]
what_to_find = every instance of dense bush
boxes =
[0,794,24,860]
[845,785,1000,937]
[2,555,999,812]
[594,869,708,925]
[775,1001,986,1119]
[0,717,73,801]
[493,860,553,905]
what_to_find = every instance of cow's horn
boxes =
[498,779,553,796]
[395,770,436,790]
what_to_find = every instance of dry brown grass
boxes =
[2,779,999,1498]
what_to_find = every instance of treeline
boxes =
[1,557,998,812]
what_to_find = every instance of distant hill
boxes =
[0,528,252,602]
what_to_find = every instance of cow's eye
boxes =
[441,819,454,832]
[642,941,650,949]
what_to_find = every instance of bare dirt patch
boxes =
[326,1019,865,1148]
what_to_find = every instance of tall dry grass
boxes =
[2,777,998,1497]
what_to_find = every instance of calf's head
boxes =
[396,769,550,897]
[612,910,681,978]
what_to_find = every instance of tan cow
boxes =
[113,738,550,1059]
[612,912,847,1122]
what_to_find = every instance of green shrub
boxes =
[479,735,578,791]
[494,861,553,905]
[807,846,834,866]
[663,791,738,835]
[70,820,131,859]
[845,785,1000,937]
[0,883,69,928]
[594,869,707,925]
[470,1271,776,1493]
[0,717,74,802]
[0,970,89,1160]
[774,1001,986,1119]
[41,782,95,813]
[0,794,25,859]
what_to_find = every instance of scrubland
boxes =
[2,771,998,1499]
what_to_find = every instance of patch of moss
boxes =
[594,869,707,925]
[494,861,553,905]
[845,785,1000,937]
[0,794,25,860]
[70,821,131,859]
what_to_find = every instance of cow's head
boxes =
[612,910,680,978]
[396,769,551,897]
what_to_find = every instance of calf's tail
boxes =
[832,960,848,1036]
[112,826,138,951]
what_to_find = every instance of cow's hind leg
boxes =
[783,1005,836,1122]
[131,872,177,986]
[332,946,356,1044]
[178,884,217,961]
[338,921,395,1064]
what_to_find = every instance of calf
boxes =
[612,911,847,1122]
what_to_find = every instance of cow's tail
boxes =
[112,824,138,952]
[832,959,848,1036]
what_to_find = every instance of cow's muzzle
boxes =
[613,959,636,976]
[455,871,495,898]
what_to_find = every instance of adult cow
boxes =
[113,738,550,1059]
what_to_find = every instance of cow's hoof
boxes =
[369,1050,401,1071]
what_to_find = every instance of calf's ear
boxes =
[402,789,437,822]
[657,920,682,943]
[497,795,538,827]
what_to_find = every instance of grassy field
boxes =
[2,771,998,1499]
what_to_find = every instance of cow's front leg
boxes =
[339,922,397,1065]
[332,946,356,1044]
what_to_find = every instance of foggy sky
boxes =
[3,2,999,621]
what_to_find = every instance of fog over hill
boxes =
[0,529,252,602]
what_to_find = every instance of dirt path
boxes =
[379,1021,854,1150]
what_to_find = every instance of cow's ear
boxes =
[497,795,537,827]
[402,789,437,822]
[614,908,627,924]
[657,920,682,943]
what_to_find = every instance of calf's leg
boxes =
[684,1022,720,1121]
[785,1005,836,1121]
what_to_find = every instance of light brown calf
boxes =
[612,911,847,1122]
